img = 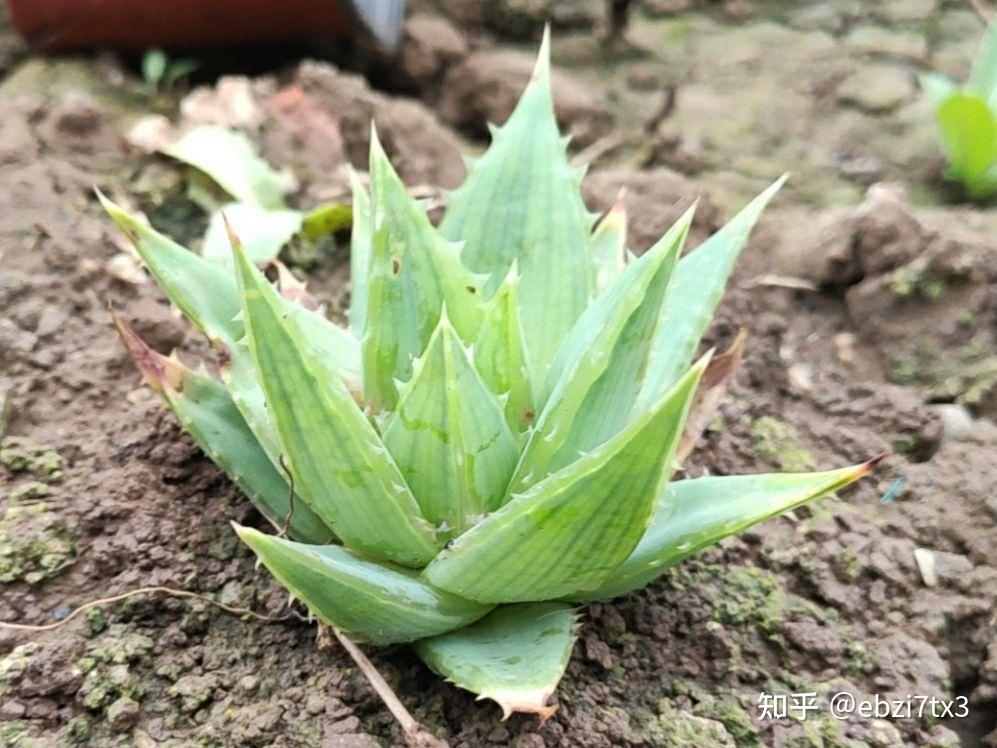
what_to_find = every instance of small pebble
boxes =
[931,404,974,442]
[913,547,938,587]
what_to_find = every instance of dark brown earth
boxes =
[1,2,996,746]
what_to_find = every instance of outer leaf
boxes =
[112,313,332,544]
[383,316,519,537]
[439,28,596,384]
[236,526,489,644]
[509,209,692,492]
[202,203,303,268]
[573,458,884,602]
[674,329,746,465]
[415,602,577,720]
[362,128,484,409]
[99,191,242,348]
[936,93,997,198]
[232,243,440,567]
[99,194,362,457]
[163,125,295,209]
[472,268,535,433]
[590,191,627,294]
[423,357,709,603]
[636,177,784,409]
[348,169,372,336]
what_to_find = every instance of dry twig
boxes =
[0,586,292,633]
[319,625,449,748]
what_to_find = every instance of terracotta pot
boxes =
[5,0,404,53]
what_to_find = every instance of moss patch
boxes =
[0,436,64,481]
[710,567,787,637]
[751,417,816,472]
[0,502,74,584]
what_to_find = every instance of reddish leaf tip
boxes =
[862,451,889,472]
[109,307,185,394]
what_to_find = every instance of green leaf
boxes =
[362,128,484,409]
[99,191,242,348]
[573,460,882,601]
[383,316,519,538]
[509,209,692,492]
[232,242,440,567]
[202,203,303,268]
[348,170,372,337]
[472,268,535,433]
[163,126,296,209]
[162,57,200,89]
[439,28,595,385]
[142,48,167,89]
[98,194,361,462]
[636,177,784,410]
[936,93,997,198]
[415,602,577,720]
[590,193,627,294]
[968,23,997,103]
[423,357,709,603]
[236,526,490,644]
[301,201,353,241]
[112,313,332,544]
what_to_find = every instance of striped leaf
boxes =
[112,314,332,544]
[383,316,519,538]
[590,192,627,294]
[99,193,361,458]
[636,178,784,409]
[362,128,484,410]
[348,169,372,336]
[415,602,577,720]
[232,242,440,567]
[472,269,535,433]
[236,526,489,644]
[439,28,596,385]
[572,459,883,601]
[508,208,692,493]
[423,357,708,603]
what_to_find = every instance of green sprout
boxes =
[103,31,879,720]
[922,24,997,199]
[141,48,199,96]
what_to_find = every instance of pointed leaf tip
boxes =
[221,210,243,251]
[861,451,889,473]
[533,25,552,81]
[110,308,184,394]
[415,602,575,720]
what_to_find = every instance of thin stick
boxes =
[0,586,292,632]
[324,625,449,748]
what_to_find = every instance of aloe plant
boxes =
[922,24,997,199]
[104,31,880,720]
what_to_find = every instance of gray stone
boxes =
[106,695,140,732]
[932,403,975,442]
[845,26,928,60]
[838,65,915,113]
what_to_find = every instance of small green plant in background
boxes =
[104,31,880,720]
[922,24,997,199]
[141,48,200,96]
